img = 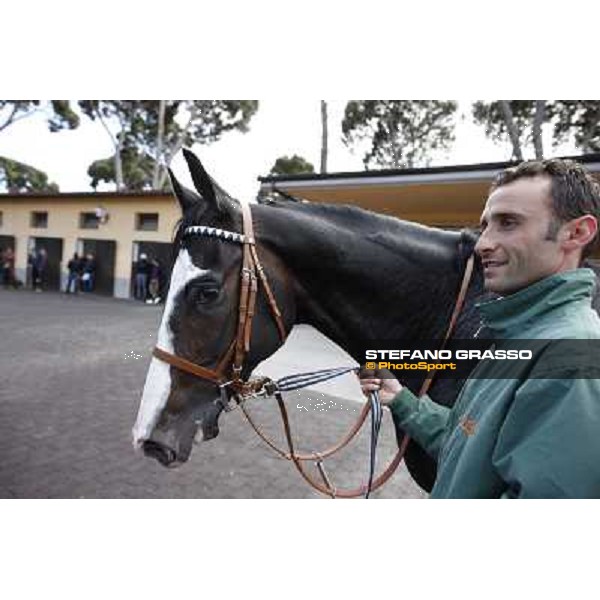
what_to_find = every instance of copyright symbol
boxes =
[366,362,376,370]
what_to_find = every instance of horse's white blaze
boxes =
[132,249,209,448]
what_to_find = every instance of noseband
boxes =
[152,201,287,407]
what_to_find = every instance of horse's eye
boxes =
[188,285,220,306]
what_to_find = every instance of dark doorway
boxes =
[0,235,17,285]
[0,235,16,254]
[133,241,173,300]
[80,239,116,296]
[31,237,63,291]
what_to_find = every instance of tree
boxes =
[0,157,59,193]
[0,100,79,134]
[551,101,600,153]
[79,100,259,191]
[472,101,549,160]
[0,100,79,192]
[473,100,600,160]
[87,145,156,191]
[342,100,458,169]
[269,155,315,176]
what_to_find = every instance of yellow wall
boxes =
[0,192,179,296]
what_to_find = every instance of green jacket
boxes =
[389,268,600,498]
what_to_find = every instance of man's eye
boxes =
[499,218,516,229]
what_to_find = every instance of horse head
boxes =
[132,149,295,467]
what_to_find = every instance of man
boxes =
[81,253,96,293]
[65,252,81,294]
[361,158,600,498]
[2,247,16,288]
[32,248,47,292]
[134,253,149,301]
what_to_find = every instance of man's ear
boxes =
[562,215,598,252]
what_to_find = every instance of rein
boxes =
[152,203,475,498]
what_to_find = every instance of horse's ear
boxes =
[167,167,201,214]
[182,148,225,213]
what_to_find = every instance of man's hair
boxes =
[491,158,600,258]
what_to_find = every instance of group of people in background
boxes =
[1,246,51,291]
[2,247,165,303]
[1,247,50,291]
[133,253,164,304]
[65,252,97,294]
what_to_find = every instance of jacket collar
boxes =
[476,268,596,335]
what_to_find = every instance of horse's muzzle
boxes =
[143,440,178,467]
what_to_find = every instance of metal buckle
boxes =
[263,380,279,397]
[215,381,237,412]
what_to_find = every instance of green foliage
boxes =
[473,101,535,138]
[269,154,315,176]
[473,100,600,158]
[79,100,259,190]
[87,146,159,191]
[0,101,78,192]
[551,101,600,153]
[342,100,458,169]
[0,157,59,193]
[0,100,79,133]
[472,101,540,158]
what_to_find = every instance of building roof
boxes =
[0,189,173,201]
[258,152,600,190]
[256,152,600,229]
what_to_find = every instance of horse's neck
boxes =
[256,203,469,362]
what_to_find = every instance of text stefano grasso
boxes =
[365,349,533,360]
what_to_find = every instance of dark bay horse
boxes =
[132,149,600,492]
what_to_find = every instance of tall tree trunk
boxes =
[115,131,124,191]
[499,100,524,161]
[153,100,166,189]
[95,108,124,191]
[158,102,201,189]
[532,100,546,159]
[320,100,328,173]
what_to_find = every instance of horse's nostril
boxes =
[143,440,177,466]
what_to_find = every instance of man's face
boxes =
[475,175,567,295]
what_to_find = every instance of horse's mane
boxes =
[259,198,479,276]
[169,190,481,282]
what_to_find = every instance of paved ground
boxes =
[0,288,426,499]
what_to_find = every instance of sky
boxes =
[0,100,535,201]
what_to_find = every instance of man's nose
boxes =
[474,227,497,256]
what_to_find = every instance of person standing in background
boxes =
[33,248,47,292]
[65,252,82,294]
[134,253,150,301]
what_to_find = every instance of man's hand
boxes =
[358,367,403,405]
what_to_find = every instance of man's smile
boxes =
[482,259,508,273]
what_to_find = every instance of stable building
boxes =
[0,190,178,297]
[258,153,600,232]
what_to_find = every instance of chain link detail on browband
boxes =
[184,225,246,244]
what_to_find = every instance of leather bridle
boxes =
[152,201,287,408]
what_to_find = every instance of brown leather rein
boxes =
[151,202,475,498]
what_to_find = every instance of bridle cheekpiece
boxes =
[152,202,287,410]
